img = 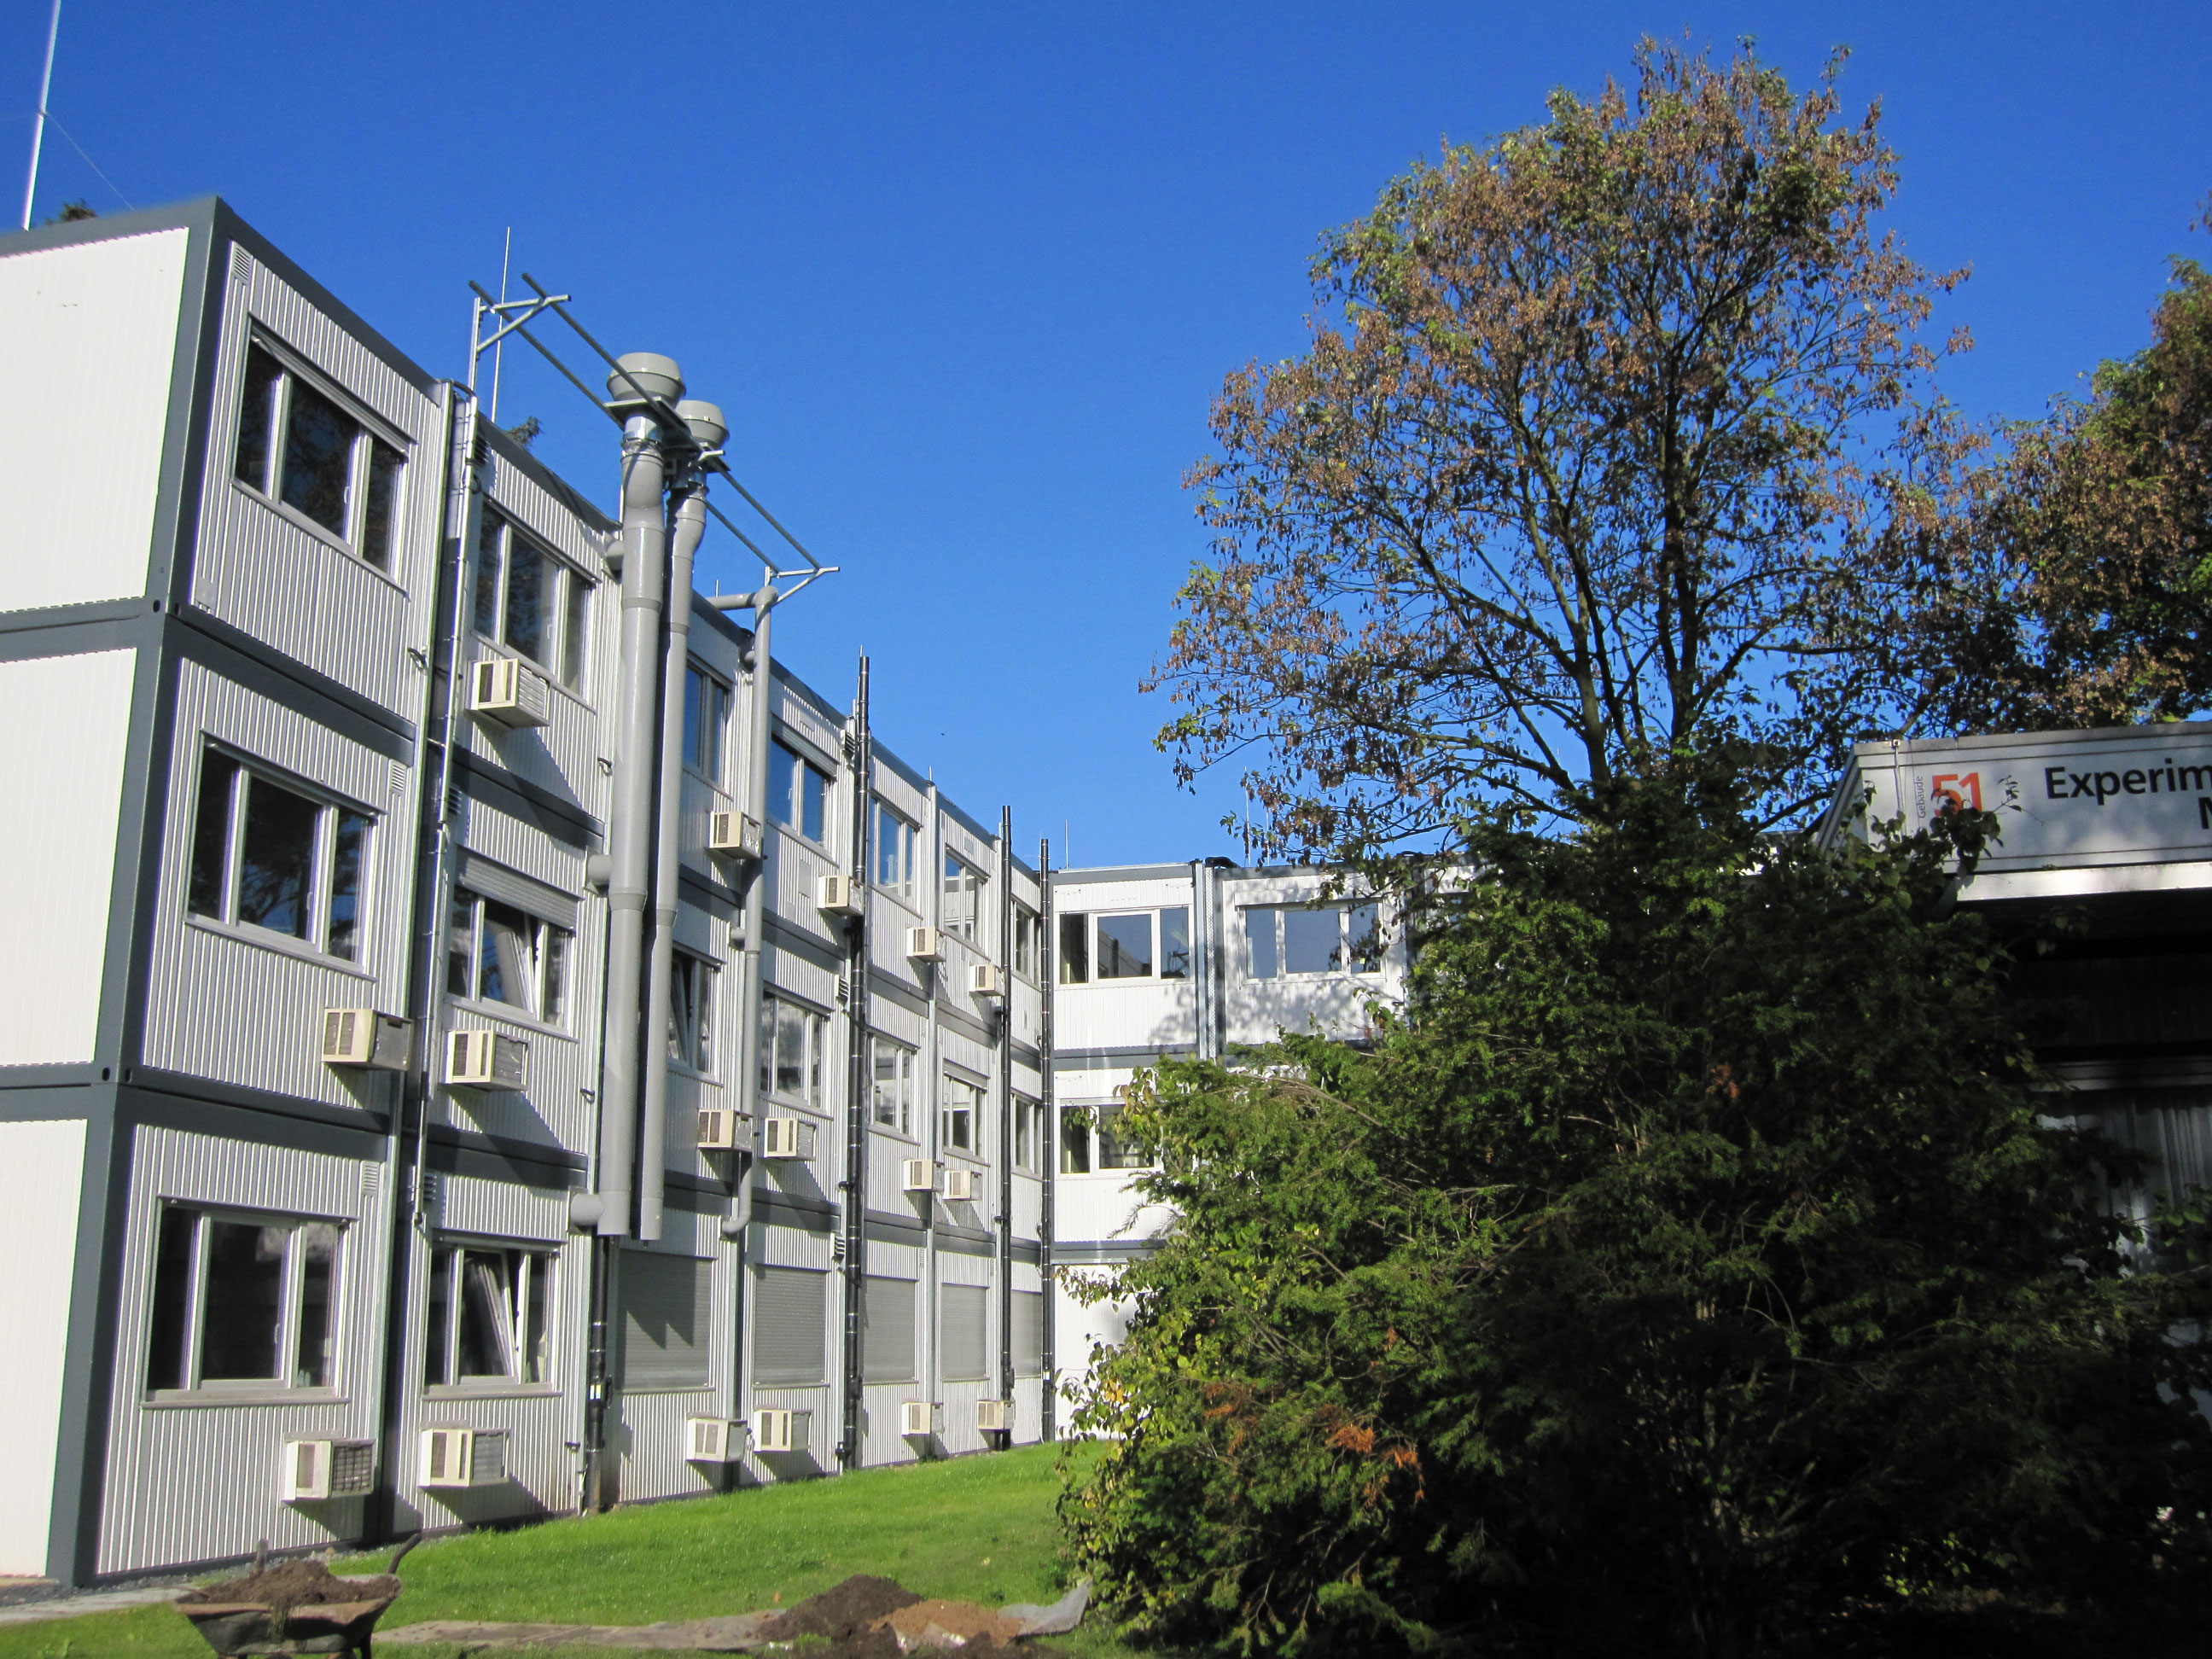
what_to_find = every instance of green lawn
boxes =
[0,1444,1130,1659]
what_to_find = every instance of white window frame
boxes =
[144,1203,345,1400]
[1066,906,1192,984]
[1013,1097,1046,1173]
[422,1237,557,1393]
[474,505,593,692]
[769,738,833,847]
[670,952,719,1077]
[188,744,375,964]
[1243,902,1385,981]
[1012,905,1040,981]
[231,336,409,572]
[872,799,918,902]
[446,886,574,1029]
[759,993,830,1109]
[942,854,987,942]
[941,1073,985,1158]
[684,664,733,785]
[870,1036,917,1138]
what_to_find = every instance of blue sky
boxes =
[9,2,2209,866]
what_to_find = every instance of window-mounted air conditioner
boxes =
[905,926,941,962]
[901,1158,938,1193]
[968,963,1004,998]
[940,1167,977,1202]
[899,1400,938,1437]
[697,1108,743,1151]
[445,1028,527,1091]
[469,655,551,729]
[707,812,764,861]
[418,1427,509,1488]
[282,1438,375,1503]
[322,1008,410,1072]
[686,1416,745,1464]
[975,1399,1011,1434]
[753,1407,809,1453]
[760,1115,815,1159]
[816,874,861,917]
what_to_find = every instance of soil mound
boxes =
[762,1575,923,1644]
[183,1558,399,1615]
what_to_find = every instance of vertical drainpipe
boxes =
[922,779,941,1452]
[584,352,681,1511]
[640,402,722,1244]
[1037,837,1057,1441]
[1190,861,1213,1062]
[995,807,1015,1444]
[838,658,873,1470]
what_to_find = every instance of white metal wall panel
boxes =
[1056,980,1194,1055]
[441,1173,568,1243]
[99,1127,387,1575]
[0,230,186,613]
[0,1118,87,1574]
[453,789,589,900]
[0,650,137,1066]
[454,649,608,824]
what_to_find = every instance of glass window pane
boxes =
[504,538,547,664]
[1097,1102,1152,1169]
[767,742,797,829]
[542,927,569,1024]
[447,891,477,998]
[328,811,369,961]
[691,963,714,1074]
[1059,912,1088,984]
[808,1012,825,1106]
[234,346,282,491]
[683,668,705,775]
[293,1224,338,1388]
[280,376,356,535]
[474,514,504,637]
[1161,906,1190,980]
[1348,904,1382,973]
[1096,913,1153,979]
[776,1001,805,1096]
[362,437,401,568]
[236,777,319,940]
[561,571,589,690]
[668,958,692,1063]
[199,1220,285,1380]
[521,1253,551,1384]
[189,754,239,917]
[1246,906,1280,979]
[479,899,533,1011]
[147,1207,197,1390]
[457,1250,517,1378]
[423,1249,452,1387]
[800,763,826,844]
[1284,907,1341,975]
[1059,1106,1092,1174]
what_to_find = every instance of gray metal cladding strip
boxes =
[0,1080,97,1117]
[763,909,845,973]
[172,611,415,759]
[0,601,165,652]
[1053,1044,1197,1071]
[124,1063,390,1134]
[1011,1238,1043,1265]
[453,851,582,929]
[1049,1238,1167,1265]
[756,1191,839,1233]
[868,972,930,1021]
[935,1001,994,1049]
[425,1125,586,1188]
[864,1208,929,1247]
[678,864,740,920]
[934,1229,996,1259]
[1010,1040,1043,1071]
[1056,863,1194,885]
[0,1063,103,1093]
[121,1084,388,1161]
[2040,1056,2212,1091]
[451,751,599,847]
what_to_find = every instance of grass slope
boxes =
[0,1445,1115,1659]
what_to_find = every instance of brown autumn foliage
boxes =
[1150,40,1972,858]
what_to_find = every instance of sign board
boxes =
[1823,722,2212,899]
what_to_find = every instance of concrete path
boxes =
[382,1611,775,1650]
[0,1584,189,1624]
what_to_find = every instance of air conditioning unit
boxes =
[707,811,764,860]
[905,926,941,962]
[281,1438,375,1503]
[975,1399,1011,1434]
[816,874,861,916]
[469,655,551,728]
[445,1028,527,1091]
[968,963,1004,998]
[752,1407,809,1453]
[941,1167,976,1202]
[760,1115,814,1159]
[686,1416,745,1464]
[901,1158,937,1193]
[418,1427,509,1488]
[697,1108,742,1151]
[322,1008,410,1071]
[899,1400,937,1437]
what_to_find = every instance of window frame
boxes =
[422,1237,557,1394]
[758,993,830,1110]
[473,505,594,693]
[941,854,987,942]
[670,952,719,1077]
[230,336,409,574]
[1057,1097,1156,1174]
[871,799,918,903]
[187,744,375,967]
[940,1072,985,1159]
[768,738,832,847]
[1013,1097,1046,1174]
[445,885,574,1031]
[1243,902,1386,980]
[683,663,734,785]
[1063,906,1191,984]
[144,1202,346,1402]
[1013,906,1040,981]
[870,1036,917,1138]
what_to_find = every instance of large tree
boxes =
[1150,41,1967,858]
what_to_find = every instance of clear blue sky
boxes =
[9,3,2209,866]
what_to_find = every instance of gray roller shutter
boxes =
[941,1284,988,1382]
[861,1275,916,1383]
[620,1251,712,1390]
[1012,1289,1045,1377]
[754,1266,827,1386]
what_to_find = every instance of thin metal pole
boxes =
[20,0,62,231]
[489,229,511,421]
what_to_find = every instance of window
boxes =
[146,1205,341,1395]
[447,887,573,1025]
[669,954,717,1074]
[941,1284,988,1382]
[871,1037,916,1135]
[1013,907,1040,981]
[759,996,829,1109]
[1014,1098,1046,1173]
[1012,1289,1045,1377]
[189,749,372,961]
[1059,912,1089,985]
[684,666,732,783]
[753,1266,827,1386]
[860,1274,917,1383]
[233,341,405,570]
[1059,1105,1092,1174]
[1095,1100,1154,1169]
[942,1074,982,1155]
[1244,903,1385,978]
[423,1242,553,1388]
[1068,907,1190,983]
[872,800,917,900]
[1097,912,1150,978]
[768,740,830,845]
[942,855,986,941]
[474,507,592,690]
[620,1251,712,1391]
[1057,1100,1153,1173]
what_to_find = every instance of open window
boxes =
[146,1205,342,1396]
[423,1241,554,1389]
[447,887,573,1026]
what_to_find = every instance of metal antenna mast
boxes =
[19,0,61,231]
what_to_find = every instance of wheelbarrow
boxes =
[176,1536,417,1659]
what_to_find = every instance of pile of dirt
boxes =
[181,1557,399,1615]
[761,1575,923,1644]
[757,1575,1050,1657]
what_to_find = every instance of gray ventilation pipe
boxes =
[638,400,724,1243]
[595,352,682,1238]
